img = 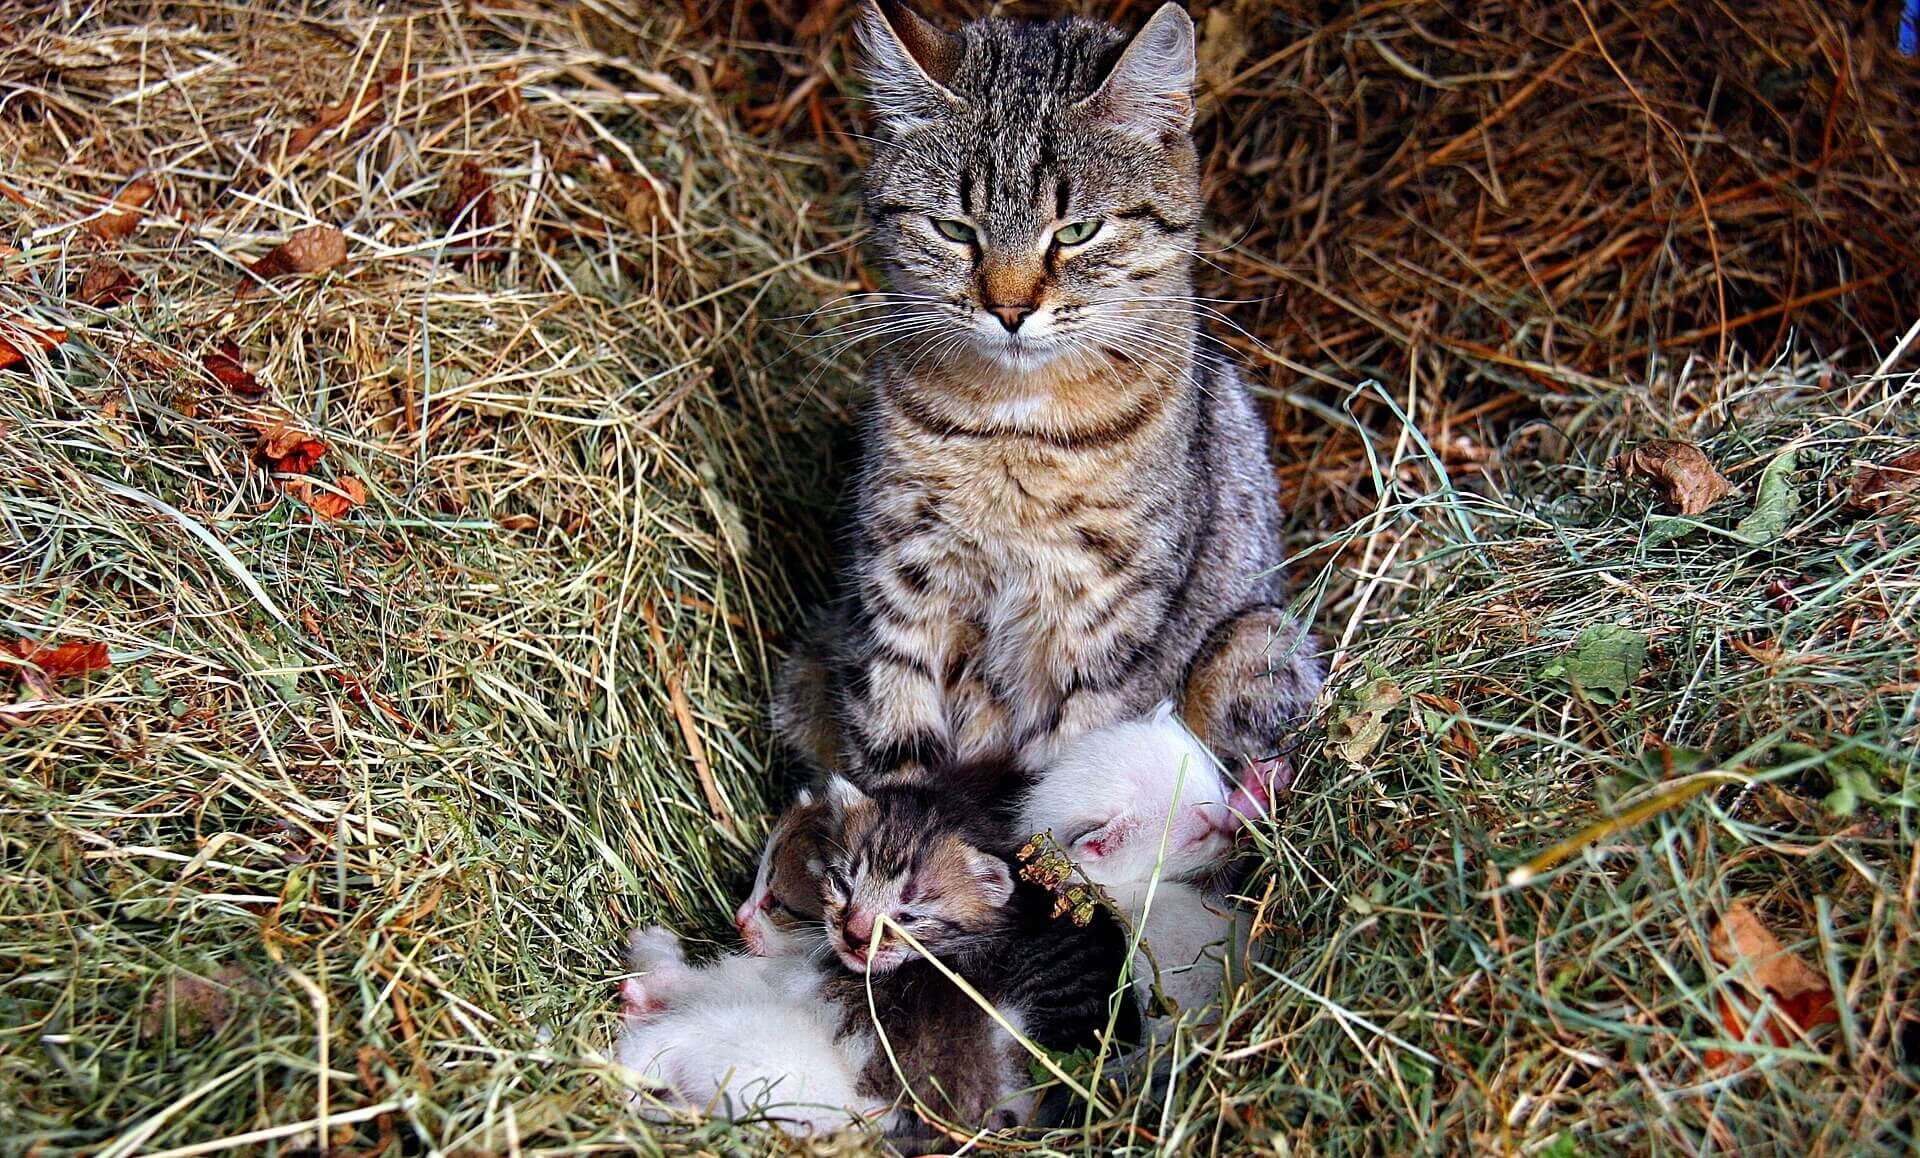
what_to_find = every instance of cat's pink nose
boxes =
[987,303,1034,332]
[844,910,874,946]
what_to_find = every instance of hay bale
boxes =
[3,2,1916,1154]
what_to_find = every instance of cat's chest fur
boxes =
[867,421,1181,757]
[884,436,1136,607]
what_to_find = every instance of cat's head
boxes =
[1020,705,1252,887]
[733,791,829,957]
[816,775,1014,976]
[855,1,1201,375]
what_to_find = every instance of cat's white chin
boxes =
[970,333,1068,373]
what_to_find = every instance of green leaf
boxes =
[1733,448,1799,544]
[1326,671,1404,765]
[1642,514,1697,547]
[1540,624,1647,704]
[1027,1043,1098,1088]
[1540,1135,1583,1158]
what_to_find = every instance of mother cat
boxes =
[778,1,1321,784]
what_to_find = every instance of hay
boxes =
[3,2,1917,1155]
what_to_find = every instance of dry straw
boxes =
[3,1,1917,1155]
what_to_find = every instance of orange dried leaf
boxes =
[4,639,111,682]
[77,259,139,306]
[83,178,156,242]
[299,475,366,520]
[252,424,327,475]
[0,322,67,370]
[202,339,263,396]
[1705,902,1838,1068]
[1611,440,1736,516]
[242,225,347,290]
[1845,447,1920,513]
[1710,903,1830,1000]
[285,82,385,157]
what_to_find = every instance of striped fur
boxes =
[777,1,1322,783]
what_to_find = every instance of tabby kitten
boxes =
[775,1,1322,784]
[812,769,1140,1140]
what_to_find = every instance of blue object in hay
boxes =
[1904,0,1919,57]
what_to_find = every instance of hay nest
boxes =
[3,2,1917,1155]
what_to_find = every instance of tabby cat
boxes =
[776,1,1321,784]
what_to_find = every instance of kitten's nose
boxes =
[987,303,1035,333]
[844,910,874,946]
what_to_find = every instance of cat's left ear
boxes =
[1076,2,1196,138]
[962,848,1015,908]
[857,0,966,135]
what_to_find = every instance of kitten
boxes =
[732,789,829,957]
[814,767,1026,975]
[619,768,1138,1142]
[813,770,1140,1140]
[775,0,1323,787]
[1019,705,1266,1024]
[615,927,885,1135]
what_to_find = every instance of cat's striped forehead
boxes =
[832,783,949,877]
[865,12,1199,233]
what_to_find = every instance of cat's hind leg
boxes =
[1179,605,1323,777]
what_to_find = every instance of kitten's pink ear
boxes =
[822,775,868,816]
[619,977,660,1023]
[962,848,1015,908]
[1076,2,1196,137]
[858,0,966,134]
[1228,756,1293,822]
[1068,818,1127,860]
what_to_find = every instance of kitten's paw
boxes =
[627,925,686,971]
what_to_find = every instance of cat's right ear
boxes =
[857,0,965,135]
[822,774,869,815]
[962,848,1015,909]
[1076,2,1196,138]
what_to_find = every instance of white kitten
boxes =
[614,926,883,1135]
[1019,705,1266,1027]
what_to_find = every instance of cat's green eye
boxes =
[932,217,977,244]
[1053,219,1102,246]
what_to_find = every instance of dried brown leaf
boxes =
[202,339,263,397]
[1845,447,1920,513]
[1611,440,1736,515]
[77,259,138,306]
[83,178,156,242]
[292,475,367,520]
[0,322,67,370]
[285,82,385,157]
[252,423,327,475]
[1710,903,1828,999]
[3,638,111,682]
[1704,902,1839,1069]
[242,225,346,291]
